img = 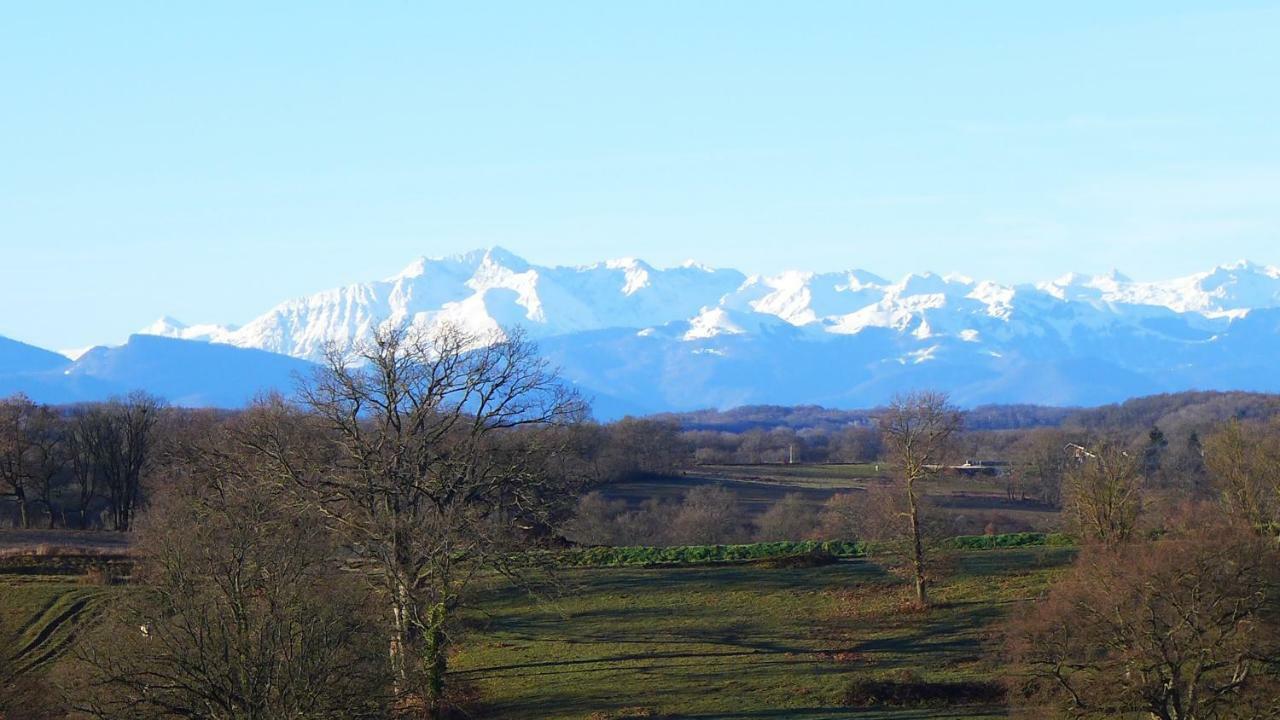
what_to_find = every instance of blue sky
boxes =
[3,1,1279,350]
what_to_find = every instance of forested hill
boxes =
[655,391,1280,434]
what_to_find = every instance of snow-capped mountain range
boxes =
[140,248,1280,356]
[5,248,1280,416]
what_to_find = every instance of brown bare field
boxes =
[0,530,134,558]
[601,465,1061,531]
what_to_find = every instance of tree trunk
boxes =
[424,602,448,708]
[16,488,29,529]
[390,589,411,689]
[906,476,928,607]
[389,579,431,709]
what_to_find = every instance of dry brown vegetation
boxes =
[1007,510,1280,719]
[5,372,1280,719]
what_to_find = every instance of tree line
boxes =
[6,386,1276,531]
[3,331,1280,718]
[0,393,164,531]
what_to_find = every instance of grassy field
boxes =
[694,463,889,487]
[1,535,130,686]
[2,531,1071,718]
[451,546,1075,719]
[0,576,113,680]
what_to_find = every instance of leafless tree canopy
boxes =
[565,485,748,547]
[67,444,385,720]
[234,323,586,710]
[1204,419,1280,530]
[1064,440,1143,545]
[1,392,162,531]
[0,394,63,529]
[1007,513,1280,720]
[668,485,742,545]
[879,390,963,606]
[753,492,817,542]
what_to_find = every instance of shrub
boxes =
[667,485,745,544]
[559,540,866,567]
[1006,516,1280,718]
[558,532,1076,568]
[944,532,1075,550]
[753,493,818,541]
[842,672,1005,707]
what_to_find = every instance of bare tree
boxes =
[238,323,585,711]
[74,393,163,531]
[25,404,68,528]
[1007,512,1280,719]
[816,492,863,541]
[1010,428,1072,508]
[1064,440,1143,545]
[67,445,385,720]
[65,409,102,528]
[1203,419,1280,529]
[817,483,912,543]
[667,485,743,545]
[879,391,963,607]
[753,493,816,542]
[599,418,688,480]
[564,491,631,545]
[0,394,38,527]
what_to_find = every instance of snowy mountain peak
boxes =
[139,316,236,343]
[1213,259,1276,275]
[393,246,530,281]
[141,315,189,335]
[13,251,1280,416]
[888,271,972,299]
[137,250,1280,368]
[843,269,890,288]
[602,257,653,295]
[390,257,429,280]
[679,259,716,272]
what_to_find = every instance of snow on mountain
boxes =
[98,248,1280,415]
[140,316,238,343]
[682,306,792,341]
[152,247,748,361]
[139,249,1280,364]
[1037,261,1280,317]
[58,346,96,361]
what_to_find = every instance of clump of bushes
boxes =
[586,708,669,720]
[943,532,1074,550]
[560,540,866,567]
[842,671,1005,707]
[558,532,1075,568]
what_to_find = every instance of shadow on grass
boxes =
[454,648,821,681]
[473,697,1007,720]
[466,560,897,618]
[679,709,1006,719]
[853,602,1004,662]
[947,548,1075,580]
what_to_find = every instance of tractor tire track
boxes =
[11,592,101,673]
